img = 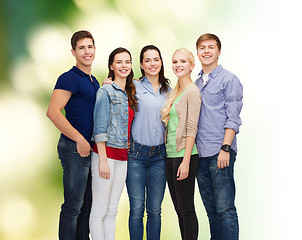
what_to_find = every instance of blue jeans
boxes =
[57,136,92,240]
[196,150,239,240]
[126,141,166,240]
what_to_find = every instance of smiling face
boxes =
[140,49,162,78]
[197,39,221,73]
[110,52,132,79]
[72,38,95,71]
[172,51,194,78]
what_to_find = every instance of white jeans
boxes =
[89,153,127,240]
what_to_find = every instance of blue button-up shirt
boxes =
[195,65,243,157]
[131,77,170,146]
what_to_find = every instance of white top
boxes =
[203,73,209,85]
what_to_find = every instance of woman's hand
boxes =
[99,157,110,179]
[176,159,190,180]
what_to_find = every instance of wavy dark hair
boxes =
[108,47,137,111]
[139,45,170,93]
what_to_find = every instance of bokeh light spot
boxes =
[0,194,37,239]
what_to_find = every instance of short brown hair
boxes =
[71,30,95,50]
[196,33,221,51]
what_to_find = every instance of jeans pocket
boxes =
[210,165,230,187]
[57,137,76,159]
[58,137,74,150]
[159,149,166,159]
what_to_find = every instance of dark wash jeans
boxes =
[166,154,200,240]
[57,136,92,240]
[126,141,166,240]
[196,150,239,240]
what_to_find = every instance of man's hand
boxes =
[217,150,230,169]
[102,77,113,85]
[76,138,92,157]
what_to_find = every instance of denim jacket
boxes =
[93,83,129,149]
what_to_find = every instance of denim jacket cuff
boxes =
[94,133,108,143]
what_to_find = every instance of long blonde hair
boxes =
[161,48,195,126]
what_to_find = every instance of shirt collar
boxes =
[210,64,223,78]
[140,76,163,94]
[141,76,148,83]
[141,76,162,86]
[112,82,126,92]
[72,66,96,79]
[197,64,223,79]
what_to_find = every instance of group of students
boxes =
[46,30,243,240]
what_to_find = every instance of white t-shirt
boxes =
[203,73,209,85]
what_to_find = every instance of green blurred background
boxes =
[0,0,299,239]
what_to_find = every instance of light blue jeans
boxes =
[196,150,239,240]
[126,141,166,240]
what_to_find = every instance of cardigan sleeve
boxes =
[186,86,201,137]
[175,85,202,152]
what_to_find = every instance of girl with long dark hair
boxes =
[90,47,137,240]
[126,45,170,240]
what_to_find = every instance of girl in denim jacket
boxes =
[90,48,137,240]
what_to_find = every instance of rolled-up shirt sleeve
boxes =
[224,75,243,134]
[93,88,110,143]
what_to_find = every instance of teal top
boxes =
[166,85,199,158]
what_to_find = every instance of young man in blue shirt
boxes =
[195,33,243,240]
[47,30,100,240]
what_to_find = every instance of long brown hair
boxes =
[108,47,137,111]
